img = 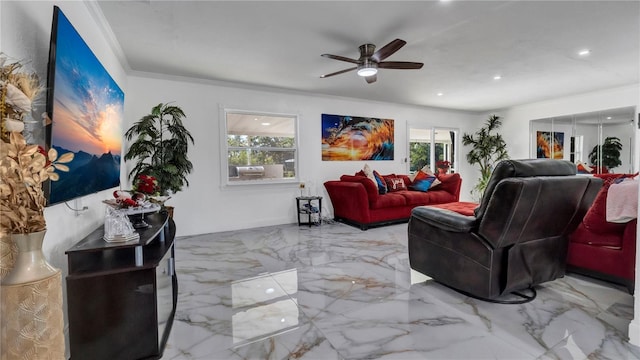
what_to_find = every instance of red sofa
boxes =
[567,173,637,293]
[324,173,462,230]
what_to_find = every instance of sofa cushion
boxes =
[398,189,446,205]
[570,222,622,248]
[370,192,407,209]
[582,173,637,235]
[430,201,479,216]
[399,190,433,205]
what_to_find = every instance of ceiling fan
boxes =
[320,39,424,84]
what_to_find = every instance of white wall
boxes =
[491,84,640,346]
[125,74,479,236]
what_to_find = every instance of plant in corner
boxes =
[124,103,194,197]
[462,114,509,200]
[588,136,622,172]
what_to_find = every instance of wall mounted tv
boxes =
[45,6,124,205]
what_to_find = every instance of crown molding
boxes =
[83,0,131,73]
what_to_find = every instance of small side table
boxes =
[296,196,322,226]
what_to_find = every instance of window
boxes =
[222,109,298,185]
[408,127,458,174]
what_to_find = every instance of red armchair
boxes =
[566,173,638,293]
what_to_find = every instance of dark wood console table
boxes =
[65,211,177,360]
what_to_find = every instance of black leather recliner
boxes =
[408,159,602,302]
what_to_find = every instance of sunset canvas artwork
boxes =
[48,8,123,204]
[321,114,394,161]
[536,131,564,159]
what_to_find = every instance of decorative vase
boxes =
[1,230,57,285]
[0,232,18,280]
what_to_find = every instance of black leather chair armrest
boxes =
[411,206,478,233]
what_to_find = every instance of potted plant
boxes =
[124,103,194,199]
[588,136,622,172]
[462,114,509,200]
[1,54,74,280]
[0,54,71,358]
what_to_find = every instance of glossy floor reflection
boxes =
[162,222,639,359]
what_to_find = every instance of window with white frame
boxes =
[222,109,298,185]
[408,127,458,174]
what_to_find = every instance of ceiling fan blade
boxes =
[321,54,360,64]
[371,39,406,62]
[320,67,357,78]
[365,74,377,84]
[378,61,424,69]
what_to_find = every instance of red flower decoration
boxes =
[436,160,451,170]
[133,174,159,195]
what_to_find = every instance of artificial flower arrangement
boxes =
[133,174,159,195]
[0,55,42,140]
[107,174,168,209]
[0,54,74,234]
[436,160,451,171]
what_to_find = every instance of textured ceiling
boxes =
[95,1,640,112]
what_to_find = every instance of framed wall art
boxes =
[536,131,564,159]
[321,113,394,161]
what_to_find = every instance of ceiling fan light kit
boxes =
[321,38,423,84]
[357,62,378,77]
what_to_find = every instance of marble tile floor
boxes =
[162,222,640,359]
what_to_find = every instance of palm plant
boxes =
[124,103,194,196]
[462,114,509,200]
[588,136,622,171]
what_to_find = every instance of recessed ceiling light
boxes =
[261,122,271,126]
[437,92,444,96]
[606,116,612,120]
[578,49,591,56]
[493,75,502,80]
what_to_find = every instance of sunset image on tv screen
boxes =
[48,7,124,205]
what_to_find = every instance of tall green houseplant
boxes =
[462,114,509,200]
[588,136,622,171]
[124,103,194,196]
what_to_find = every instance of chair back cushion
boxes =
[478,175,601,249]
[474,159,578,220]
[475,159,602,249]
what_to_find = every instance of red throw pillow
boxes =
[383,175,407,192]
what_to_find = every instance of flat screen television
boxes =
[45,6,124,205]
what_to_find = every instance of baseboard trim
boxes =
[629,320,640,346]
